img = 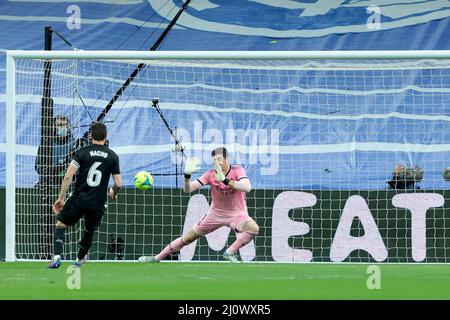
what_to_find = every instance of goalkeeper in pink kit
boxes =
[139,147,259,263]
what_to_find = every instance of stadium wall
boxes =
[7,188,450,263]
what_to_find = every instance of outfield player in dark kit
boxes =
[48,122,122,268]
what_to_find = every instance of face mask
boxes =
[56,127,68,137]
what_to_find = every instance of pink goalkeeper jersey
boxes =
[197,165,249,214]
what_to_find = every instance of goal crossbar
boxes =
[5,50,450,261]
[7,50,450,61]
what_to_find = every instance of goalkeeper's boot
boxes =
[223,249,240,263]
[47,255,62,269]
[138,256,159,263]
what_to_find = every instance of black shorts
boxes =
[57,196,106,232]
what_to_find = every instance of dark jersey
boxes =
[70,144,120,209]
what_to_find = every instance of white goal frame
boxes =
[5,50,450,262]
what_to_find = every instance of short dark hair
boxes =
[211,147,227,158]
[54,115,72,138]
[91,122,107,141]
[54,115,71,127]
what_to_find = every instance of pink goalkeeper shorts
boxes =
[193,210,252,235]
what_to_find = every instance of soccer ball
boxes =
[134,171,153,190]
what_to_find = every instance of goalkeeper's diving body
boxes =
[139,147,259,263]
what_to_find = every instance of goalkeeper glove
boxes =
[184,157,201,178]
[214,164,230,185]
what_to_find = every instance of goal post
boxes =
[6,53,17,262]
[5,50,450,263]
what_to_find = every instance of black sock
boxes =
[77,230,94,260]
[53,227,66,256]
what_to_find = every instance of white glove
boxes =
[185,157,201,175]
[214,164,225,182]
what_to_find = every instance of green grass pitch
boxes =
[1,262,450,299]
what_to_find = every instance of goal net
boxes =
[6,51,450,263]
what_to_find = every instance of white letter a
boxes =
[331,195,387,262]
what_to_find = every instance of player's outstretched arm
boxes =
[108,174,122,200]
[183,157,202,193]
[53,163,78,214]
[229,178,252,193]
[58,163,78,198]
[214,164,252,193]
[184,178,203,193]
